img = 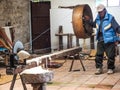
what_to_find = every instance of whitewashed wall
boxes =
[50,0,120,50]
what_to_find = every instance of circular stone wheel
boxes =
[72,4,93,39]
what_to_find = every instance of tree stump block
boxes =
[21,66,54,90]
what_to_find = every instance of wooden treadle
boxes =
[88,49,107,60]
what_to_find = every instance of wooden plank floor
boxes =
[0,56,120,90]
[47,56,120,90]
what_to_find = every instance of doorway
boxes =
[30,1,51,54]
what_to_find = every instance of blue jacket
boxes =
[95,12,118,43]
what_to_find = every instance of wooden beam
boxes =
[58,5,79,9]
[27,46,82,64]
[10,46,82,75]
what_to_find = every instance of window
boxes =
[108,0,120,6]
[96,0,120,7]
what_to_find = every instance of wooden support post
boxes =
[55,26,75,49]
[90,36,95,49]
[76,37,80,46]
[55,26,63,50]
[58,26,63,50]
[67,34,73,48]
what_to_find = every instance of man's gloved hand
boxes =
[82,15,92,25]
[83,15,90,21]
[83,15,94,28]
[83,15,90,22]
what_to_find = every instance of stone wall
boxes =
[0,0,30,50]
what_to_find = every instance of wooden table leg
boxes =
[79,57,86,71]
[10,74,17,90]
[69,57,75,71]
[20,74,27,90]
[32,83,46,90]
[10,74,27,90]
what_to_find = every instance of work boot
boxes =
[95,68,103,75]
[107,69,114,75]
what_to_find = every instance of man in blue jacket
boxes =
[84,4,120,75]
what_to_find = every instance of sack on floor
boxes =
[47,62,63,68]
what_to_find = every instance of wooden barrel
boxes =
[72,4,93,39]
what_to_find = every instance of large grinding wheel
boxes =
[72,4,93,39]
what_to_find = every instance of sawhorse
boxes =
[67,53,86,71]
[10,73,27,90]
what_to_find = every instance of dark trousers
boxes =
[95,41,116,69]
